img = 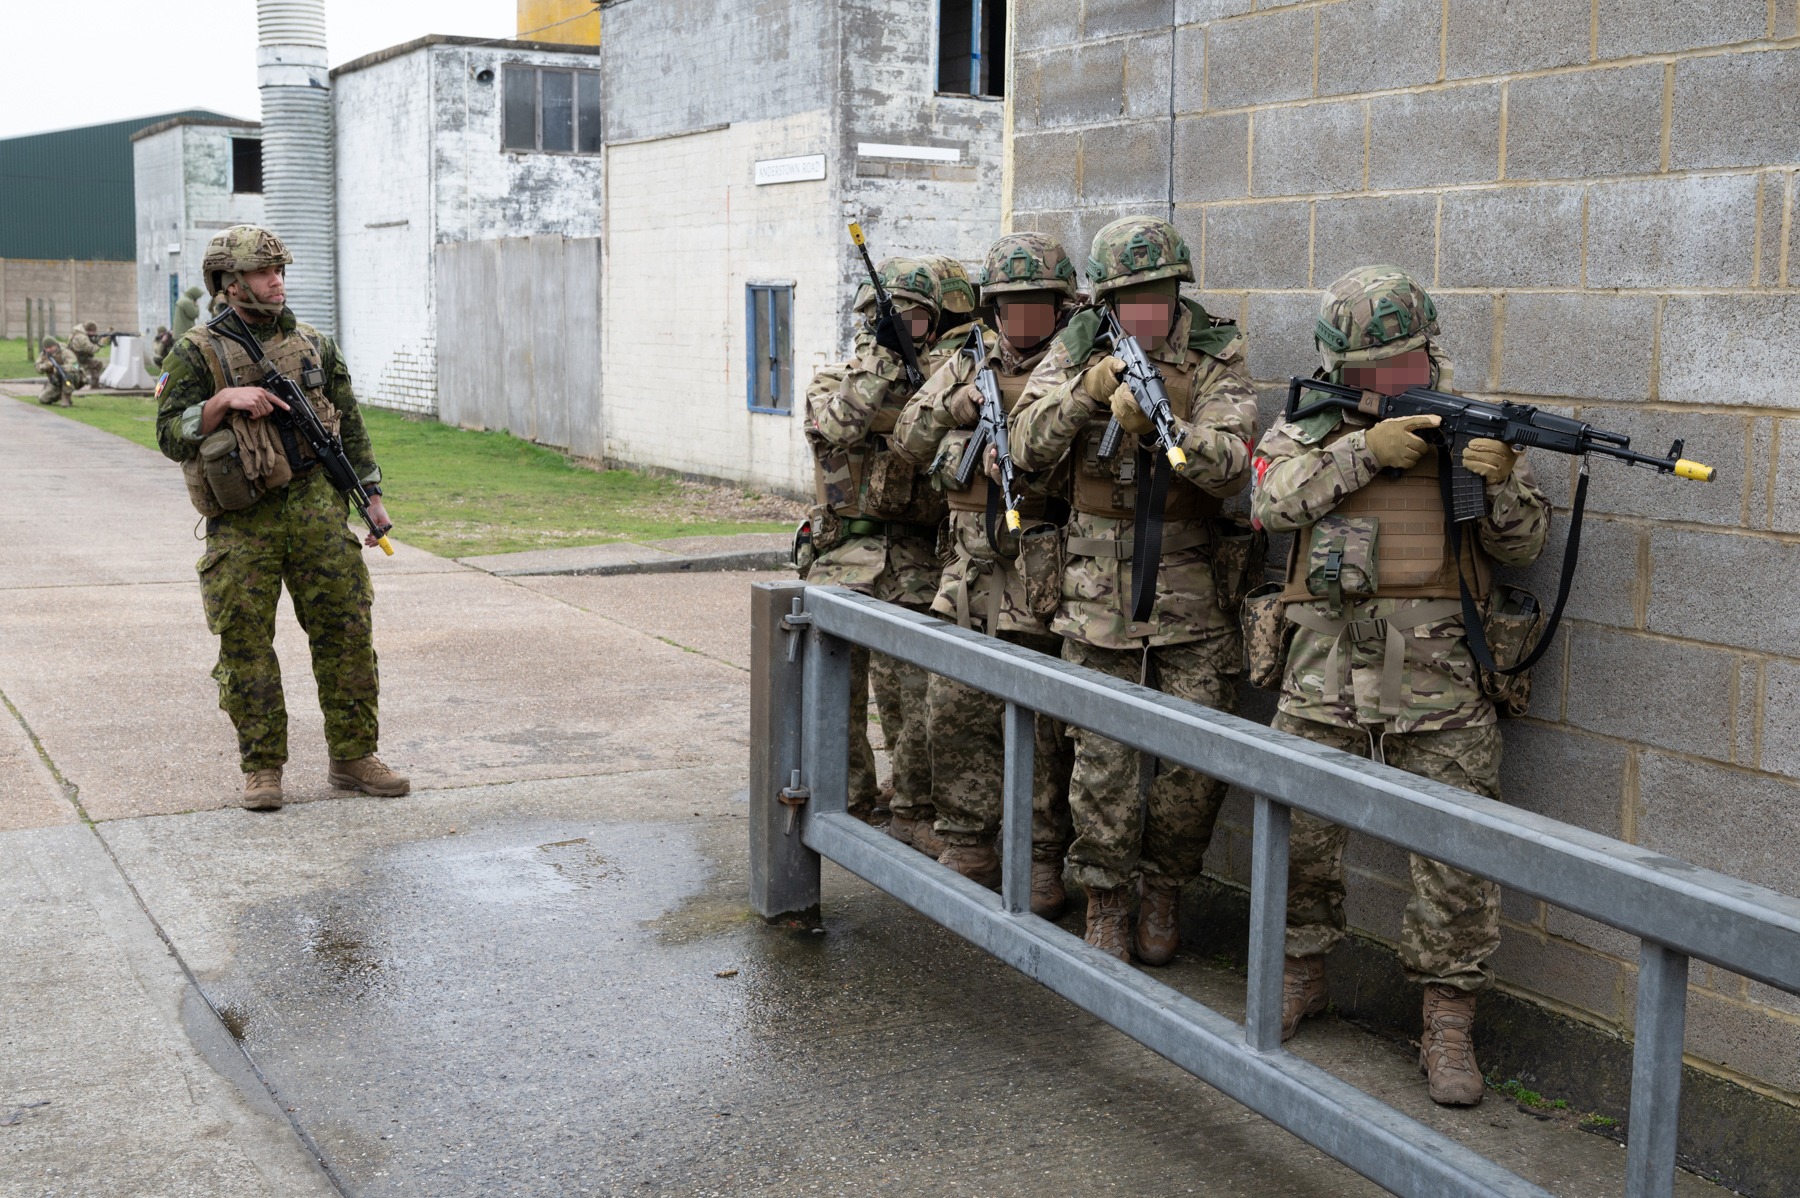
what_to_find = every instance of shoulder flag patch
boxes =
[154,372,169,399]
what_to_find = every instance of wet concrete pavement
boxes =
[0,395,1721,1196]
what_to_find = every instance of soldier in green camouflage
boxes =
[35,337,77,406]
[802,253,978,855]
[154,224,409,812]
[888,232,1079,912]
[173,285,205,338]
[1249,265,1551,1106]
[68,322,103,389]
[1011,216,1259,961]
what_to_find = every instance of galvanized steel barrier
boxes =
[749,581,1800,1198]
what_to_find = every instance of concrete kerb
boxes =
[458,534,791,578]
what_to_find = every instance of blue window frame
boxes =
[746,283,794,414]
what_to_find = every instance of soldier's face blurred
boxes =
[230,265,287,308]
[1113,283,1178,348]
[898,303,931,342]
[1342,348,1431,396]
[996,294,1058,349]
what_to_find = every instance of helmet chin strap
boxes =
[220,273,285,318]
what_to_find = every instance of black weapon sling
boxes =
[1129,440,1172,627]
[1440,447,1591,676]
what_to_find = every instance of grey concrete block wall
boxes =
[1008,0,1800,1119]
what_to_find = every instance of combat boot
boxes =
[937,842,1000,890]
[1133,877,1181,966]
[1280,955,1329,1041]
[888,810,947,858]
[1030,860,1067,920]
[1083,886,1131,962]
[241,768,283,811]
[328,755,411,797]
[1419,983,1484,1106]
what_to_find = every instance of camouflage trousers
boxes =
[1274,711,1503,992]
[928,630,1074,857]
[195,470,381,771]
[851,602,934,821]
[38,376,72,405]
[1062,635,1240,892]
[77,356,102,389]
[847,647,879,813]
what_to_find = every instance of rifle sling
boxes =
[1442,457,1588,677]
[1129,444,1171,627]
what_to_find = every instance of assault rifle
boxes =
[1094,307,1189,469]
[847,221,925,389]
[91,330,130,346]
[43,352,71,390]
[207,307,394,556]
[950,325,1023,545]
[1282,374,1715,676]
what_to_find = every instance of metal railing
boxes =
[748,581,1800,1198]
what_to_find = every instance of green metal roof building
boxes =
[0,110,239,261]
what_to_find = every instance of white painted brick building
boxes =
[130,116,264,336]
[331,35,603,414]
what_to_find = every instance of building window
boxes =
[503,66,602,153]
[937,0,1005,98]
[745,284,793,414]
[231,138,263,194]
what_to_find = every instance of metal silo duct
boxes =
[256,0,336,336]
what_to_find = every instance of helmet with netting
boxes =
[977,232,1078,302]
[854,256,941,319]
[203,224,293,300]
[1087,216,1193,297]
[919,254,977,317]
[1315,265,1440,372]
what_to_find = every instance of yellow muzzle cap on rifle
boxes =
[377,535,395,556]
[1166,445,1188,469]
[1005,509,1022,531]
[848,222,866,246]
[1674,459,1715,482]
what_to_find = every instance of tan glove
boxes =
[1365,414,1440,470]
[1081,355,1126,405]
[945,384,981,427]
[1462,437,1518,484]
[1108,383,1153,435]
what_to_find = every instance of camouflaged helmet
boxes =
[1087,215,1193,297]
[976,232,1078,302]
[1315,265,1440,372]
[40,336,57,350]
[920,254,978,317]
[854,256,941,319]
[203,224,293,299]
[83,321,98,334]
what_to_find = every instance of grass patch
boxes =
[1492,1077,1569,1110]
[10,391,796,557]
[0,336,109,379]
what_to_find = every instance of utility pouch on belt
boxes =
[862,447,916,517]
[1479,583,1544,718]
[1210,515,1267,617]
[1017,521,1066,621]
[791,516,818,577]
[1241,583,1295,689]
[1305,515,1379,610]
[196,427,262,513]
[182,457,225,518]
[806,505,847,561]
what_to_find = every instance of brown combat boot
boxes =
[1030,860,1067,920]
[1133,876,1181,966]
[328,755,411,797]
[1419,983,1484,1106]
[888,810,947,858]
[937,842,1000,890]
[1280,955,1329,1041]
[1084,886,1131,962]
[241,768,283,811]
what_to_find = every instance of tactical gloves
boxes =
[1108,384,1154,435]
[1461,438,1518,484]
[945,384,981,427]
[1365,414,1440,470]
[1081,355,1126,405]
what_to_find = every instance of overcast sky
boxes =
[0,0,520,140]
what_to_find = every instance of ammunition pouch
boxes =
[1241,583,1294,690]
[185,427,262,515]
[1017,521,1066,621]
[1209,514,1267,617]
[1478,584,1543,719]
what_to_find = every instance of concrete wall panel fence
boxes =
[1008,2,1800,1188]
[0,259,137,343]
[435,235,602,460]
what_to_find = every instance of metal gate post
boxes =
[749,583,818,919]
[1000,702,1036,915]
[800,610,853,823]
[1245,795,1293,1052]
[1625,942,1691,1198]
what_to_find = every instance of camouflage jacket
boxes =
[1250,394,1551,733]
[1011,299,1259,649]
[801,323,971,605]
[67,329,98,360]
[153,307,380,485]
[890,324,1055,635]
[35,345,77,377]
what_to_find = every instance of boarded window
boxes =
[746,284,793,414]
[937,0,1004,97]
[231,137,262,193]
[502,65,602,154]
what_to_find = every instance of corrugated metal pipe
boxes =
[256,0,336,336]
